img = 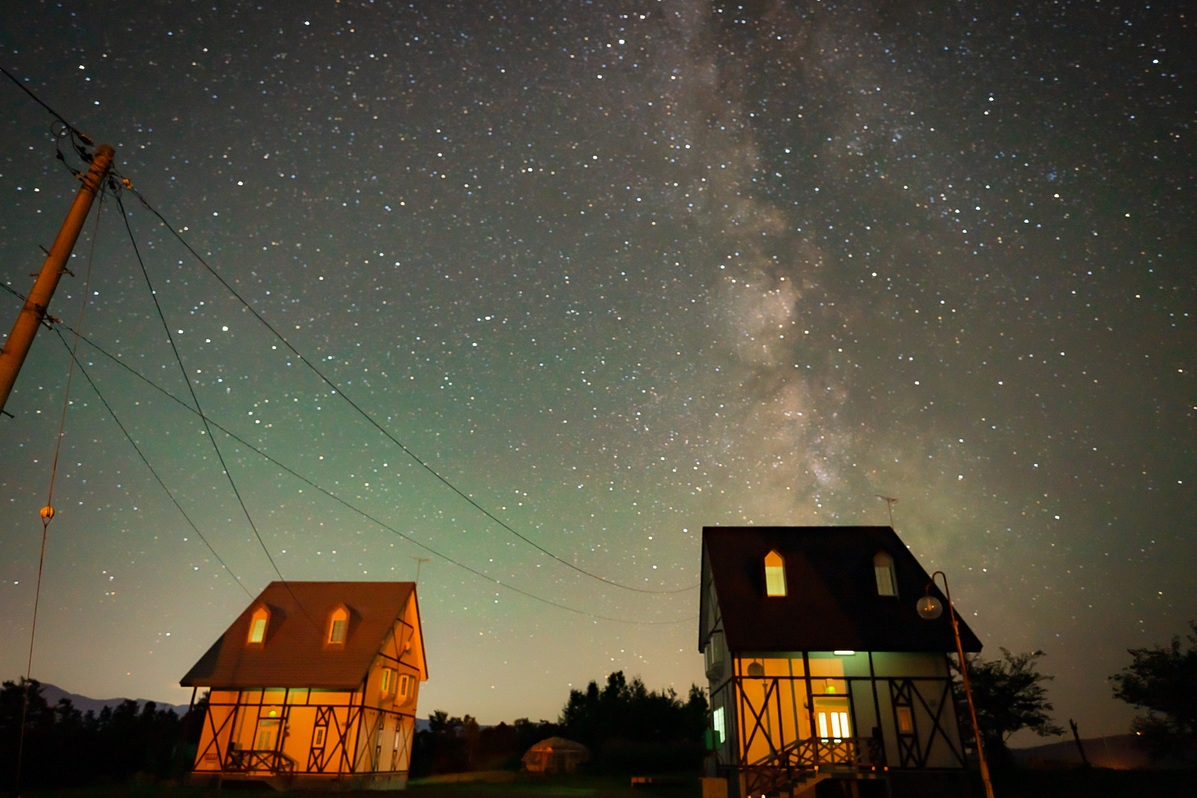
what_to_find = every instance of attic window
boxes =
[247,606,269,645]
[328,606,349,645]
[764,550,787,597]
[873,551,897,597]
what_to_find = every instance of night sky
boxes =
[1,1,1192,742]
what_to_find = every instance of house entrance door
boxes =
[812,695,852,740]
[256,718,281,750]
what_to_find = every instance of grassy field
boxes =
[17,768,1197,798]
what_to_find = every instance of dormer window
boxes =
[764,550,787,597]
[247,606,269,646]
[328,606,349,645]
[873,551,897,597]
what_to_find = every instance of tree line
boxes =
[412,670,708,775]
[3,621,1194,789]
[0,679,199,790]
[944,621,1197,768]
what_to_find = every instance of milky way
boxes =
[1,1,1192,739]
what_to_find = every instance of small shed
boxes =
[522,736,590,774]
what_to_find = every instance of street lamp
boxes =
[917,571,995,798]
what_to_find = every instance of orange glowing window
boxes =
[247,606,269,645]
[764,550,787,597]
[896,706,914,734]
[328,606,349,645]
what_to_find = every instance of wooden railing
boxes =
[226,748,297,777]
[740,736,885,796]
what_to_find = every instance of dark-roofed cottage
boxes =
[181,581,427,790]
[700,527,981,798]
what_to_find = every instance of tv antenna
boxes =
[876,495,898,528]
[410,556,431,583]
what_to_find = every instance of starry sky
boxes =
[1,1,1192,742]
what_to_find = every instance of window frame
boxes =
[327,605,349,646]
[764,550,787,597]
[873,551,898,597]
[246,606,270,646]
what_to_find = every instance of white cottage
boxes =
[700,526,982,798]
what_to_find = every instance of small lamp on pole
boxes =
[917,571,995,798]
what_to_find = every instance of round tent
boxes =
[521,736,591,774]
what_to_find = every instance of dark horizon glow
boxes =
[1,1,1192,745]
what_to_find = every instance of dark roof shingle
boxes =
[701,526,982,654]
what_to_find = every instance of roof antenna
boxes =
[410,556,431,583]
[876,495,898,528]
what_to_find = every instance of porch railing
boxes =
[740,736,885,796]
[226,748,297,777]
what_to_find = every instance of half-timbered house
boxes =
[181,581,426,790]
[700,526,982,797]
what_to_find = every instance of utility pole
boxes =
[0,144,114,416]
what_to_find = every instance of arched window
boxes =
[328,605,349,645]
[247,605,269,646]
[873,551,897,597]
[764,550,787,597]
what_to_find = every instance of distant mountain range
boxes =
[1011,734,1163,770]
[38,683,192,717]
[34,684,430,729]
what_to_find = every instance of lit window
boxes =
[873,551,897,597]
[896,706,914,734]
[381,668,395,696]
[712,706,726,745]
[764,550,787,597]
[247,606,269,645]
[398,674,411,699]
[814,696,852,741]
[328,606,349,644]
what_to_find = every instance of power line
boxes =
[3,65,698,614]
[59,327,694,626]
[119,183,695,596]
[52,326,254,599]
[111,189,322,632]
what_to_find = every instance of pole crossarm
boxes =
[0,144,114,416]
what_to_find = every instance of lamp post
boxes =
[916,571,995,798]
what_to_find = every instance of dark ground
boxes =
[15,768,1197,798]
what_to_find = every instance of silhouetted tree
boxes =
[411,710,475,775]
[1111,621,1197,762]
[559,671,707,773]
[0,678,185,789]
[0,679,61,790]
[956,649,1064,768]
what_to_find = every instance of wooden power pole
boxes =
[0,144,114,416]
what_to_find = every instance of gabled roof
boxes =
[700,526,982,654]
[181,581,422,690]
